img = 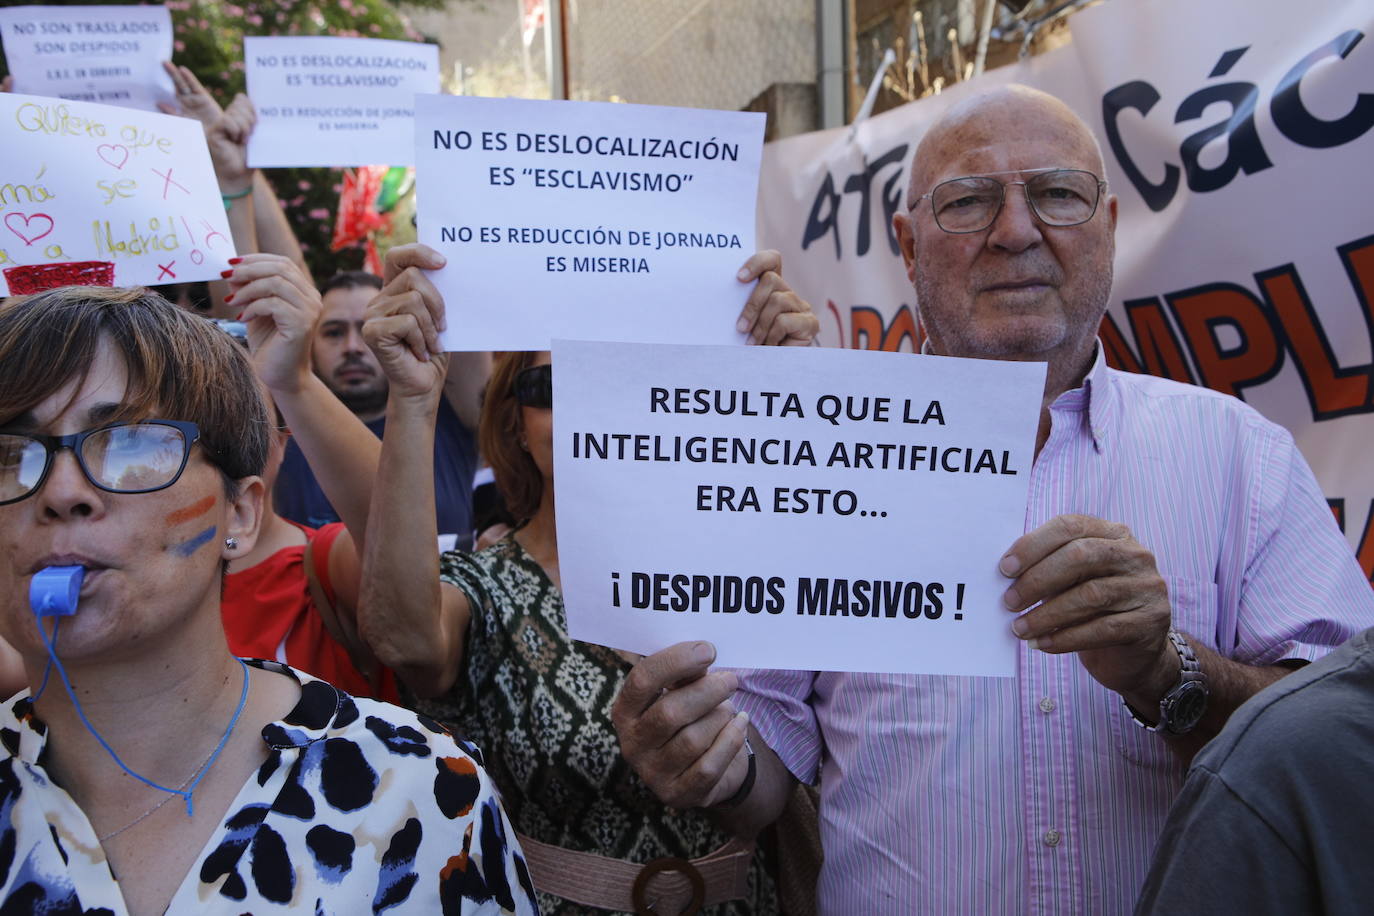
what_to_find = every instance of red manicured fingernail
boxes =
[219,269,233,278]
[228,257,244,265]
[224,292,234,303]
[235,311,244,320]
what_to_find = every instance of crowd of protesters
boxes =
[0,48,1370,916]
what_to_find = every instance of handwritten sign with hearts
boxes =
[0,92,235,295]
[4,212,55,246]
[97,144,130,170]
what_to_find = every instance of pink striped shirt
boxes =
[735,347,1374,915]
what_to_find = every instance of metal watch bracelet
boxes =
[1121,628,1208,735]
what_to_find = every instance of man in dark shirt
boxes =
[274,270,488,550]
[1136,625,1374,915]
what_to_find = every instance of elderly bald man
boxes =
[610,85,1374,914]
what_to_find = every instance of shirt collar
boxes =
[919,337,1115,452]
[253,659,357,749]
[5,694,48,768]
[1048,339,1115,452]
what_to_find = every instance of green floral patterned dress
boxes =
[409,535,777,916]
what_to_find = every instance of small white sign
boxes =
[245,36,439,168]
[553,340,1046,677]
[415,95,766,351]
[0,93,236,296]
[0,5,174,112]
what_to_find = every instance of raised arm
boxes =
[357,244,472,696]
[162,64,308,274]
[250,170,310,277]
[226,254,381,553]
[161,63,256,316]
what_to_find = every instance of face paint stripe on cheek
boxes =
[163,495,216,527]
[169,525,216,558]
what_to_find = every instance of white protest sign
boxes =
[0,93,236,296]
[415,95,766,351]
[0,5,174,112]
[553,340,1045,676]
[245,36,439,168]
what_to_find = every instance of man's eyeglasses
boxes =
[912,168,1107,234]
[0,420,207,505]
[513,364,552,409]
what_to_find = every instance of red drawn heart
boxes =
[97,143,130,169]
[5,212,55,246]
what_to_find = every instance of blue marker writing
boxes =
[171,525,217,558]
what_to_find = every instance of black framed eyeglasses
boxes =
[913,167,1107,234]
[513,364,552,409]
[0,419,206,505]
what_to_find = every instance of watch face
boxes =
[1165,682,1208,735]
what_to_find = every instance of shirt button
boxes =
[1043,829,1062,847]
[1038,697,1056,714]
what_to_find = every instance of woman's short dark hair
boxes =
[0,285,270,493]
[480,352,543,521]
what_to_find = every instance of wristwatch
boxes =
[1122,629,1208,735]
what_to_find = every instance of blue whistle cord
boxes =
[32,615,250,818]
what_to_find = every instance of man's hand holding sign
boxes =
[1003,511,1295,747]
[613,642,795,836]
[1001,515,1174,697]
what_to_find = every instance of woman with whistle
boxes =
[0,286,536,914]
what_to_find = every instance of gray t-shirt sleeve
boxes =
[1135,764,1314,915]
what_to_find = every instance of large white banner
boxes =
[758,0,1374,584]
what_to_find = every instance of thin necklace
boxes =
[34,617,252,821]
[95,659,251,842]
[97,744,213,842]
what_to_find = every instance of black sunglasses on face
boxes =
[513,364,552,409]
[0,419,206,505]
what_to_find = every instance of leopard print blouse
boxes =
[0,660,539,914]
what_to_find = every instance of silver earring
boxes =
[224,537,239,551]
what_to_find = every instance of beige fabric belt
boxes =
[518,831,754,915]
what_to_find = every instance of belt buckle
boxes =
[632,856,706,916]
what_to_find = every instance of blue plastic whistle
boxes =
[30,566,84,617]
